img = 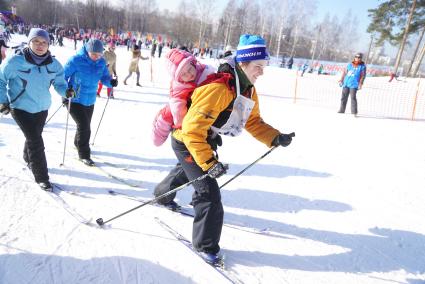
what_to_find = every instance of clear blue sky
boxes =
[157,0,382,52]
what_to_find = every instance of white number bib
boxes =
[211,94,255,137]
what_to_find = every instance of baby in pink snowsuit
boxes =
[152,49,215,146]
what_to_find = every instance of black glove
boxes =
[207,134,222,151]
[110,78,118,87]
[208,162,227,179]
[0,103,10,115]
[272,132,295,147]
[65,87,76,98]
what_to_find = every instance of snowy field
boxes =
[1,34,425,284]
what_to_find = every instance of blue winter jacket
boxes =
[343,62,366,89]
[0,48,67,113]
[64,46,111,106]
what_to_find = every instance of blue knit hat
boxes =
[235,34,269,62]
[85,39,104,53]
[28,28,49,44]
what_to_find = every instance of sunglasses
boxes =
[355,56,362,59]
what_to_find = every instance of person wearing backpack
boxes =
[153,34,295,263]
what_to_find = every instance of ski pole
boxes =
[219,132,295,189]
[96,173,209,226]
[60,99,72,166]
[45,104,63,125]
[96,132,294,226]
[91,95,110,146]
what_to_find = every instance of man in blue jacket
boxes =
[64,39,118,166]
[0,28,72,191]
[338,52,366,115]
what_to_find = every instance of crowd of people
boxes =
[0,27,295,264]
[0,23,370,263]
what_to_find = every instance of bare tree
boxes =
[275,0,290,57]
[195,0,215,48]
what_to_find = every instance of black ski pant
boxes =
[69,102,94,159]
[154,163,189,205]
[166,137,223,254]
[339,87,358,114]
[11,108,49,183]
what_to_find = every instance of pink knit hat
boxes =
[165,49,197,82]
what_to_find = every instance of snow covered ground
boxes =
[1,34,425,284]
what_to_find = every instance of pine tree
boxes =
[367,0,425,75]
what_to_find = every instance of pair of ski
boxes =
[13,157,95,227]
[154,217,243,284]
[107,189,276,237]
[46,184,96,227]
[77,158,141,188]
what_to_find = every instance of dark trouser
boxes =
[11,108,49,183]
[154,163,189,205]
[69,102,94,159]
[161,137,223,254]
[339,87,358,114]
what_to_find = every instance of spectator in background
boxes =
[301,62,308,76]
[158,42,164,58]
[287,56,294,69]
[338,52,366,116]
[389,71,401,82]
[280,57,286,68]
[73,32,78,50]
[318,64,324,75]
[97,42,117,98]
[151,40,157,57]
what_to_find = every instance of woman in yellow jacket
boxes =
[156,34,294,263]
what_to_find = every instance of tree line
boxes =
[6,0,425,75]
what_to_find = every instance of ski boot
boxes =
[198,251,223,267]
[80,158,95,167]
[38,181,53,192]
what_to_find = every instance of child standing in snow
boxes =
[151,48,215,146]
[123,45,148,86]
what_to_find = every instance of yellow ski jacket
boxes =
[172,78,280,172]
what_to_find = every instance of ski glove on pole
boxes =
[272,132,295,147]
[208,162,227,179]
[110,78,118,87]
[62,88,76,106]
[65,87,76,98]
[0,104,10,115]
